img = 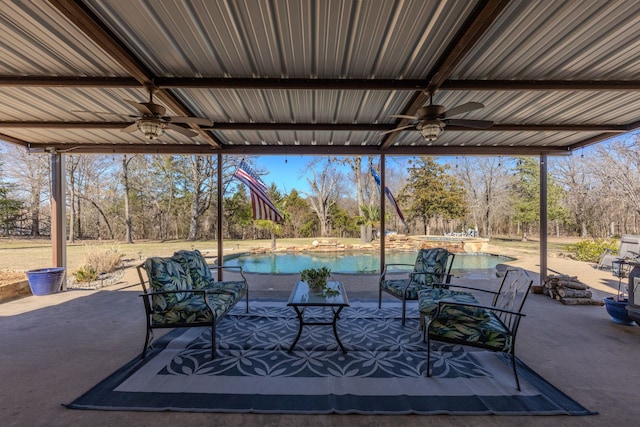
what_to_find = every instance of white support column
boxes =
[50,151,67,289]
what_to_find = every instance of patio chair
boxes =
[378,248,455,326]
[424,268,533,390]
[597,234,640,270]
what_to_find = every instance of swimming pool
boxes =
[223,251,515,274]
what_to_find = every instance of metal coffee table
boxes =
[287,280,350,353]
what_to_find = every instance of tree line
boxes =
[1,133,639,243]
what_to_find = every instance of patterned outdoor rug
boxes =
[66,301,595,415]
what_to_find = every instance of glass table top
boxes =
[287,281,349,306]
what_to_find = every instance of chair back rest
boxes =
[172,249,213,289]
[411,248,454,286]
[492,268,533,332]
[142,257,194,311]
[618,234,640,258]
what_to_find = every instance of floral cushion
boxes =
[172,250,213,290]
[410,248,450,287]
[428,310,511,351]
[201,279,248,300]
[417,287,487,320]
[144,257,194,312]
[150,292,236,326]
[380,278,421,300]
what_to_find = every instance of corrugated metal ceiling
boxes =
[0,0,639,156]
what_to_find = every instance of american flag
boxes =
[370,166,408,231]
[233,161,284,222]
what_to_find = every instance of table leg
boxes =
[288,306,304,353]
[332,306,346,353]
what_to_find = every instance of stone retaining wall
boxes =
[249,235,488,254]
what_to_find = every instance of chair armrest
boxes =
[627,251,640,260]
[205,288,236,296]
[209,265,248,282]
[434,282,499,295]
[433,300,526,328]
[141,289,206,297]
[380,263,414,279]
[410,271,455,284]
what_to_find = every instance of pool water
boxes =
[223,251,515,274]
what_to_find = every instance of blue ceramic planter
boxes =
[603,296,635,325]
[26,267,65,296]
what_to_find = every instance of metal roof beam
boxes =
[442,80,640,91]
[3,75,639,91]
[49,0,223,149]
[0,121,629,133]
[24,142,571,157]
[381,0,511,149]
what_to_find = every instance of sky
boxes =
[254,155,311,193]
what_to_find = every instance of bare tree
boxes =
[186,155,215,241]
[303,158,343,237]
[552,155,598,238]
[2,147,49,237]
[453,157,512,238]
[589,134,640,236]
[121,155,136,243]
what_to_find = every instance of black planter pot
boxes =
[603,296,635,325]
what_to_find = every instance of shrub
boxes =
[564,239,618,263]
[73,265,98,283]
[81,246,123,274]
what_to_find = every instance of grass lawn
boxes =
[0,235,582,278]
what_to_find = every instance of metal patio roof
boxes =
[1,0,640,157]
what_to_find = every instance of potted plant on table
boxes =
[300,266,338,296]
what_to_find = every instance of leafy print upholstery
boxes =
[204,280,248,300]
[381,278,422,300]
[428,307,511,351]
[144,257,194,312]
[172,250,213,290]
[380,248,452,300]
[410,248,450,287]
[172,250,248,298]
[151,291,236,326]
[417,288,489,321]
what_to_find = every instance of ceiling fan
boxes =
[381,93,493,141]
[73,87,212,140]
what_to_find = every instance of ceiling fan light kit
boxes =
[383,93,493,142]
[419,123,443,141]
[137,118,165,140]
[75,87,211,140]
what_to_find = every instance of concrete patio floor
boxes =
[1,253,639,427]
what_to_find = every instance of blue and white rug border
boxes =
[65,301,597,416]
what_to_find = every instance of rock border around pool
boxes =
[239,235,489,255]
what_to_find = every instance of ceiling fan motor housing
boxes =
[141,102,167,117]
[417,104,445,119]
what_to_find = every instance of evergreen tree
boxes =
[399,157,467,235]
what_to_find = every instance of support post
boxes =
[380,155,386,273]
[50,151,67,289]
[540,154,548,286]
[217,153,223,281]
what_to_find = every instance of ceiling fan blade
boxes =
[121,122,138,133]
[390,114,419,120]
[123,99,153,115]
[379,124,415,135]
[446,118,494,129]
[167,116,213,126]
[443,102,484,118]
[166,123,198,137]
